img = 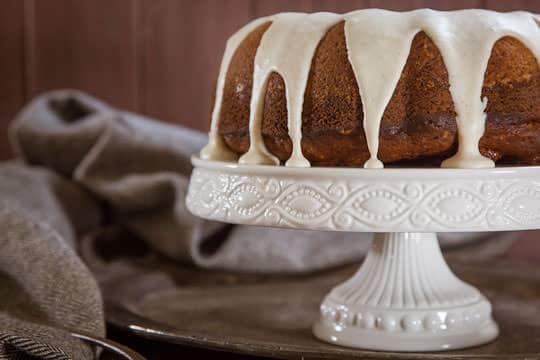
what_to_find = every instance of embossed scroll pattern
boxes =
[187,168,540,231]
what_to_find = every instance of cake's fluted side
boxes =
[202,9,540,169]
[239,13,341,167]
[200,16,269,162]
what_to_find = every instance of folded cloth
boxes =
[0,89,514,358]
[9,89,380,272]
[0,184,103,359]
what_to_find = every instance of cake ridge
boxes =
[202,9,540,169]
[238,12,342,167]
[200,16,270,162]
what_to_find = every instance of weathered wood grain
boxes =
[483,0,540,11]
[26,0,138,111]
[0,0,25,159]
[138,0,251,131]
[370,0,482,9]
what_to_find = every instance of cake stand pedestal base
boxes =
[313,232,499,352]
[187,158,540,352]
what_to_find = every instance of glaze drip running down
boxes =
[201,9,540,169]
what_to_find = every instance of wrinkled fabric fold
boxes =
[9,89,379,272]
[0,201,103,359]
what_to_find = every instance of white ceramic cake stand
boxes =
[186,157,540,352]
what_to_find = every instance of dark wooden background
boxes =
[1,0,540,160]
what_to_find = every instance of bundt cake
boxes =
[200,9,540,168]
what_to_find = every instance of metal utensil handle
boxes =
[72,332,146,360]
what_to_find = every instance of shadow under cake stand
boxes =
[186,157,540,352]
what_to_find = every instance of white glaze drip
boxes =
[344,10,417,169]
[202,9,540,169]
[434,10,540,168]
[239,12,341,166]
[201,17,269,161]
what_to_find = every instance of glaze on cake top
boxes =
[201,9,540,169]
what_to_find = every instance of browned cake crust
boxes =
[217,22,540,166]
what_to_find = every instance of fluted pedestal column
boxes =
[313,232,498,351]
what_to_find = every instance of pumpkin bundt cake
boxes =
[200,9,540,168]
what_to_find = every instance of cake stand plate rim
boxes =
[187,156,540,232]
